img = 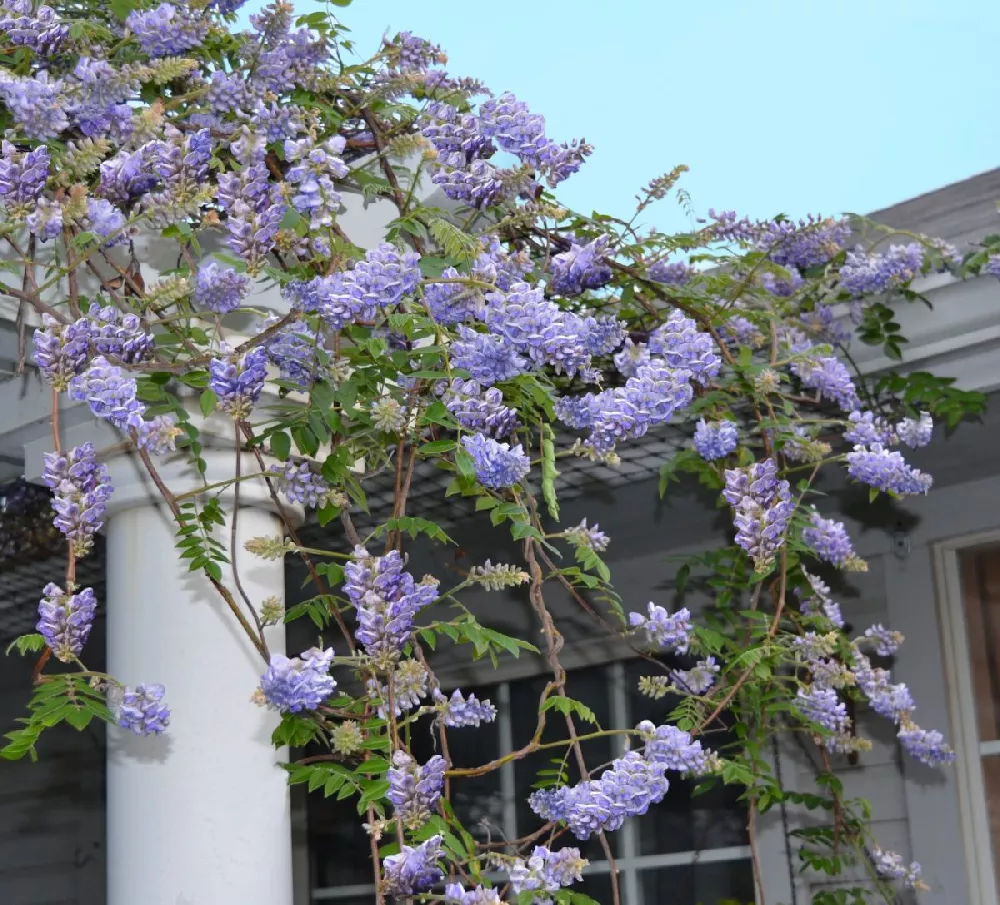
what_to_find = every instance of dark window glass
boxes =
[307,791,375,888]
[625,659,748,854]
[639,861,756,905]
[511,666,618,860]
[576,870,617,903]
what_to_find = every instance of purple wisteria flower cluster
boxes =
[37,583,97,663]
[41,443,112,557]
[117,684,170,736]
[343,548,439,660]
[387,751,447,828]
[723,460,795,570]
[259,647,336,714]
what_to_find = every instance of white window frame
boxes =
[310,660,752,903]
[934,529,1000,905]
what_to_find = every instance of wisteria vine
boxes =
[0,2,995,904]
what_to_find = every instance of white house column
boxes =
[103,448,294,905]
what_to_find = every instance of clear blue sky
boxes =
[248,0,999,232]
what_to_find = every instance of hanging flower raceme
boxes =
[801,509,865,570]
[381,836,444,898]
[342,548,439,660]
[434,688,498,727]
[209,344,268,420]
[628,603,692,652]
[461,433,530,489]
[845,444,932,496]
[387,751,447,828]
[37,583,97,662]
[441,379,519,439]
[723,460,795,570]
[34,314,91,390]
[268,461,331,508]
[195,262,250,315]
[259,647,336,714]
[548,235,612,296]
[69,356,146,430]
[116,684,170,735]
[693,419,738,460]
[508,846,588,899]
[41,443,113,557]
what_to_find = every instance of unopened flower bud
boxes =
[245,535,296,560]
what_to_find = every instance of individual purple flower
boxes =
[117,684,170,735]
[648,310,720,385]
[648,259,694,285]
[442,379,518,438]
[896,412,933,449]
[508,846,588,897]
[670,657,719,695]
[136,415,182,456]
[343,547,439,659]
[840,243,924,296]
[693,419,738,461]
[846,444,933,496]
[628,603,691,653]
[382,836,444,898]
[796,686,849,734]
[86,304,154,364]
[98,146,159,206]
[548,235,612,296]
[69,357,146,431]
[0,140,49,205]
[451,325,529,384]
[268,461,330,508]
[639,721,715,775]
[37,583,98,662]
[801,510,863,569]
[126,3,207,58]
[898,722,956,767]
[844,410,894,447]
[34,314,91,390]
[791,354,860,411]
[461,434,530,489]
[723,460,795,570]
[986,254,1000,279]
[195,263,250,315]
[41,443,112,557]
[564,518,609,552]
[431,159,507,208]
[435,688,498,728]
[208,344,268,420]
[259,647,336,714]
[869,847,922,889]
[387,751,446,828]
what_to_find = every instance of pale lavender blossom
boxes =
[896,412,933,449]
[259,647,336,713]
[387,751,446,827]
[37,583,97,662]
[461,434,530,489]
[628,603,691,653]
[693,419,738,460]
[117,684,170,735]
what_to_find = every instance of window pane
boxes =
[511,666,618,860]
[639,860,756,905]
[577,870,616,904]
[625,660,748,854]
[307,792,375,889]
[959,544,1000,742]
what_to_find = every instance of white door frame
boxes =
[933,529,1000,905]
